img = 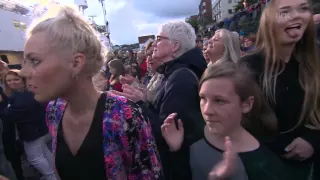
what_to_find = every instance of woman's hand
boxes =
[120,74,137,85]
[161,113,184,152]
[209,137,237,180]
[0,59,8,78]
[284,137,314,161]
[110,84,145,102]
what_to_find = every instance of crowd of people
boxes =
[0,0,320,179]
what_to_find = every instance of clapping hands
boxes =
[110,84,145,102]
[119,74,137,85]
[209,137,237,180]
[161,113,184,152]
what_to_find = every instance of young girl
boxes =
[108,59,125,92]
[161,62,298,180]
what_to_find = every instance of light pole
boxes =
[99,0,112,50]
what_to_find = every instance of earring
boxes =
[171,53,176,58]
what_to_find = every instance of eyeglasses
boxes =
[156,35,170,42]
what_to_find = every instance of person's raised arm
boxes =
[161,113,184,152]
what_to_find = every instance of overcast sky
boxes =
[25,0,200,45]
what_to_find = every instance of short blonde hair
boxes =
[26,4,105,76]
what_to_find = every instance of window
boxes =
[228,0,232,3]
[228,9,233,14]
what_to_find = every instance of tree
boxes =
[186,18,199,33]
[234,0,259,12]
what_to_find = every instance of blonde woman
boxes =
[202,40,210,63]
[20,5,161,179]
[205,29,241,66]
[240,0,320,179]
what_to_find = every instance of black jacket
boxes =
[239,53,316,179]
[140,47,207,180]
[0,91,48,142]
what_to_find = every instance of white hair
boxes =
[159,21,196,57]
[216,29,241,63]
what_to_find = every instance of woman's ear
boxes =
[71,53,86,77]
[241,96,254,114]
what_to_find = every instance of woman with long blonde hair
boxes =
[240,0,320,179]
[205,29,240,66]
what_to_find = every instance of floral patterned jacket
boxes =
[46,92,162,180]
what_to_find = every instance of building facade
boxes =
[198,0,213,26]
[185,15,198,22]
[0,0,31,65]
[138,35,155,49]
[212,0,240,23]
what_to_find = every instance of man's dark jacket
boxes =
[140,47,207,180]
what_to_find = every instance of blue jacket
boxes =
[0,91,48,142]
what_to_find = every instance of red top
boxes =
[111,81,123,92]
[109,76,123,92]
[139,59,148,77]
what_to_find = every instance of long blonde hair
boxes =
[256,0,320,130]
[216,29,241,63]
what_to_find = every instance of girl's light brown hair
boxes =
[255,0,320,130]
[108,59,125,78]
[199,62,278,138]
[3,69,25,97]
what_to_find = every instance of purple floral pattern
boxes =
[46,92,162,180]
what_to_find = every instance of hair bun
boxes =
[37,4,82,23]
